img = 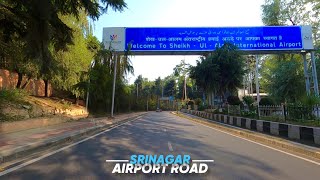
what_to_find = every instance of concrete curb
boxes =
[172,111,320,161]
[181,109,320,145]
[0,112,147,164]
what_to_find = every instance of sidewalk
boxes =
[0,112,146,163]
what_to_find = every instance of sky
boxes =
[93,0,265,84]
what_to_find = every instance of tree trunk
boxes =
[75,96,80,105]
[21,77,31,89]
[44,79,49,97]
[16,72,23,89]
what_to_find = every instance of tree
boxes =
[163,79,176,97]
[260,55,305,103]
[86,50,134,112]
[260,0,320,101]
[261,0,320,45]
[261,0,285,25]
[213,43,246,98]
[174,60,191,100]
[190,43,246,101]
[154,77,162,97]
[134,75,143,98]
[52,12,95,100]
[189,56,219,93]
[0,38,40,89]
[0,0,127,97]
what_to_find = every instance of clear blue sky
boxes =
[93,0,264,84]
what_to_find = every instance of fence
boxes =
[285,105,320,120]
[204,104,320,122]
[259,105,284,119]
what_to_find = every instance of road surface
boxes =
[1,112,320,180]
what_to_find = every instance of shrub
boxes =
[0,89,28,103]
[259,97,275,105]
[187,100,194,105]
[227,96,241,105]
[242,96,254,106]
[198,104,207,111]
[300,94,320,106]
[241,111,257,118]
[194,98,202,105]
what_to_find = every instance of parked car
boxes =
[156,108,162,112]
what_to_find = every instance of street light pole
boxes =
[184,76,187,101]
[146,94,149,111]
[111,54,118,118]
[86,78,90,112]
[86,60,94,113]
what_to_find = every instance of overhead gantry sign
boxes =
[102,26,317,117]
[103,26,314,55]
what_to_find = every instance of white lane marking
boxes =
[106,160,129,162]
[181,116,320,166]
[168,142,173,151]
[164,129,167,132]
[192,160,215,163]
[0,116,142,177]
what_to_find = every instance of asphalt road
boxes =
[1,112,320,180]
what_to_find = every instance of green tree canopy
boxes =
[190,43,246,99]
[260,55,305,103]
[0,0,128,96]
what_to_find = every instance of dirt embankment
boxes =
[0,96,88,122]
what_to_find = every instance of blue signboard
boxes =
[125,27,303,52]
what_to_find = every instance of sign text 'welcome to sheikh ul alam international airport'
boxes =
[103,26,314,54]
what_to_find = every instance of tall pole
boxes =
[136,83,138,98]
[162,84,164,97]
[184,76,187,101]
[111,54,118,117]
[250,72,253,96]
[146,95,149,111]
[86,60,94,113]
[311,51,319,96]
[255,55,260,117]
[303,53,311,95]
[86,78,90,112]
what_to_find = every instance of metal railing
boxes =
[195,104,320,123]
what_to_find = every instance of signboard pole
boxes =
[302,53,311,95]
[111,54,118,117]
[311,51,319,96]
[255,55,260,117]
